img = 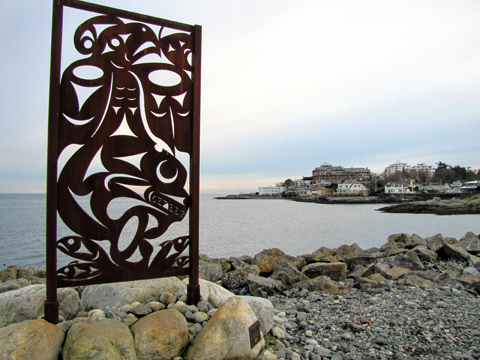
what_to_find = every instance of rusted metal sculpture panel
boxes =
[45,0,201,323]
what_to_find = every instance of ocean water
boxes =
[1,193,479,270]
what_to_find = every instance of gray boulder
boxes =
[408,270,440,282]
[240,296,274,335]
[335,243,364,261]
[387,233,410,244]
[403,275,436,288]
[355,277,389,291]
[455,274,480,288]
[413,247,438,262]
[301,262,347,281]
[230,257,248,270]
[80,277,186,310]
[199,259,225,282]
[295,276,349,295]
[222,265,261,289]
[458,232,480,254]
[426,233,447,252]
[0,284,80,328]
[183,278,235,300]
[442,243,471,261]
[463,267,480,277]
[345,254,378,270]
[405,234,427,249]
[390,253,424,271]
[0,278,31,294]
[247,274,285,297]
[362,263,392,280]
[269,262,309,286]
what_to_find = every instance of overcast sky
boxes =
[1,0,479,193]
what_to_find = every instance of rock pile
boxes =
[0,231,479,359]
[201,231,480,297]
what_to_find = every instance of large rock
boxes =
[199,260,225,282]
[335,244,364,261]
[402,275,436,288]
[183,278,235,300]
[253,249,295,274]
[362,263,392,280]
[454,274,480,288]
[269,262,309,286]
[301,262,347,281]
[458,232,480,254]
[385,245,408,257]
[131,309,188,360]
[222,265,261,289]
[405,234,427,249]
[390,253,424,271]
[441,243,471,261]
[308,247,339,263]
[413,247,438,262]
[186,296,264,360]
[408,270,440,283]
[0,278,31,294]
[240,296,274,335]
[0,284,80,328]
[0,265,46,282]
[0,319,64,360]
[247,274,285,297]
[387,233,410,244]
[345,254,378,270]
[355,277,389,291]
[80,277,186,310]
[230,257,248,270]
[426,233,447,252]
[17,266,47,281]
[295,276,349,295]
[62,319,136,359]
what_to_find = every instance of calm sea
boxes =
[1,193,479,270]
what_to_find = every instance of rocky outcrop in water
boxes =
[378,198,480,215]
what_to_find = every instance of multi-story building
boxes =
[312,162,371,183]
[258,186,285,195]
[385,161,410,177]
[410,163,434,179]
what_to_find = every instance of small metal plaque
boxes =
[249,320,261,348]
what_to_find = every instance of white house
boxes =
[336,179,368,196]
[384,183,412,194]
[447,180,464,193]
[258,186,285,195]
[418,183,452,193]
[460,180,480,192]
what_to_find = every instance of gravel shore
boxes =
[265,286,480,360]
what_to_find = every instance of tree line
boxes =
[431,162,480,184]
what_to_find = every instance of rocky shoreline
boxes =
[215,194,480,215]
[1,231,480,359]
[377,198,480,215]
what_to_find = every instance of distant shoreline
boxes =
[214,193,480,215]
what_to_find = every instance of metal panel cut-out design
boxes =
[46,0,201,322]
